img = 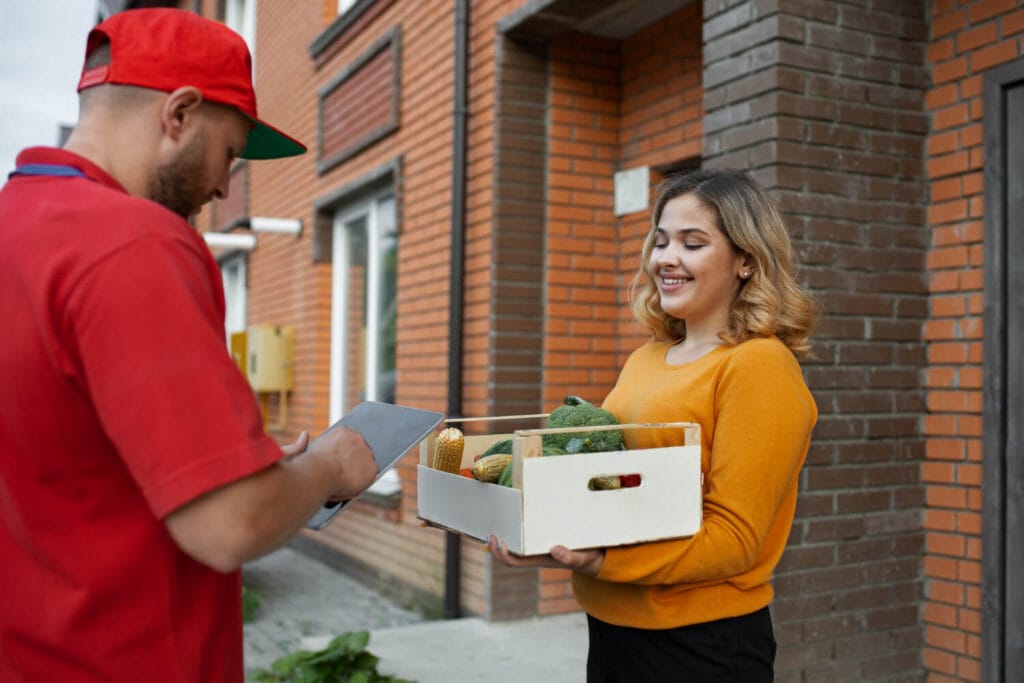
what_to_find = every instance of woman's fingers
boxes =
[487,535,602,572]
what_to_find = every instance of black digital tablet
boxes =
[306,401,444,530]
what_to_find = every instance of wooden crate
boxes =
[417,417,702,556]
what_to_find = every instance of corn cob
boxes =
[432,427,464,474]
[588,475,622,490]
[472,453,513,482]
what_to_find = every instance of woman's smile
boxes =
[658,273,692,294]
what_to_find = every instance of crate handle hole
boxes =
[586,473,642,491]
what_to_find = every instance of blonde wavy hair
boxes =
[629,168,817,357]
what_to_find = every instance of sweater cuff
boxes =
[595,546,632,582]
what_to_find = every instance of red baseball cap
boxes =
[77,8,306,160]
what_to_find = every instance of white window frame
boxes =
[330,189,398,496]
[224,0,257,73]
[220,252,248,342]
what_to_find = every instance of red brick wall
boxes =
[543,3,705,406]
[183,5,1024,663]
[191,0,711,622]
[455,0,521,619]
[190,0,465,614]
[320,44,397,164]
[314,0,398,68]
[474,32,547,425]
[224,0,710,620]
[211,161,248,231]
[544,33,623,409]
[534,5,706,617]
[344,262,366,411]
[239,0,332,445]
[304,0,458,611]
[616,2,704,361]
[924,3,1023,680]
[193,3,330,442]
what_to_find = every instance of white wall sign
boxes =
[614,165,650,216]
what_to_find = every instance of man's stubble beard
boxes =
[146,129,209,219]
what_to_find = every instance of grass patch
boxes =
[242,585,262,624]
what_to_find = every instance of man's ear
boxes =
[161,87,204,142]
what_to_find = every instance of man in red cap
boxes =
[0,9,378,681]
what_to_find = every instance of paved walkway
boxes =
[242,546,588,682]
[242,547,424,671]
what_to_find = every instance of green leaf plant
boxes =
[248,630,415,683]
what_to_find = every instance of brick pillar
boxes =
[466,35,553,620]
[486,36,549,420]
[543,32,624,407]
[703,2,930,681]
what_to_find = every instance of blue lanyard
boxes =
[8,164,87,180]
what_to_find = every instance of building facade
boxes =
[184,1,1021,681]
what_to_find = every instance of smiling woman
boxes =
[648,192,752,357]
[490,168,820,683]
[0,2,96,180]
[632,169,817,355]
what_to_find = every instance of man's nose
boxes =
[213,173,230,201]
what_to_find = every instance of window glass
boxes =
[330,192,398,420]
[330,191,400,498]
[375,195,397,404]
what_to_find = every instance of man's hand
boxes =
[306,425,377,502]
[165,425,377,573]
[280,431,310,459]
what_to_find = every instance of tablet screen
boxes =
[306,401,444,530]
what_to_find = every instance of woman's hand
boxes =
[488,535,605,577]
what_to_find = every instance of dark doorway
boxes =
[982,57,1024,683]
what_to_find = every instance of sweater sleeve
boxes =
[597,339,815,586]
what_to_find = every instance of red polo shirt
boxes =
[0,148,283,682]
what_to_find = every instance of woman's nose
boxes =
[654,244,681,266]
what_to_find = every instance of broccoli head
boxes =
[542,395,624,453]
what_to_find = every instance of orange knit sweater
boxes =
[573,336,817,629]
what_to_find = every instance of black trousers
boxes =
[586,606,776,682]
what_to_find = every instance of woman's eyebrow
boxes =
[654,226,709,236]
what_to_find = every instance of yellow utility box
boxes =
[230,325,295,430]
[245,325,295,392]
[229,330,247,379]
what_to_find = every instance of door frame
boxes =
[981,57,1024,683]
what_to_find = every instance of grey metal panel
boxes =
[498,0,692,41]
[982,57,1024,683]
[1004,80,1024,683]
